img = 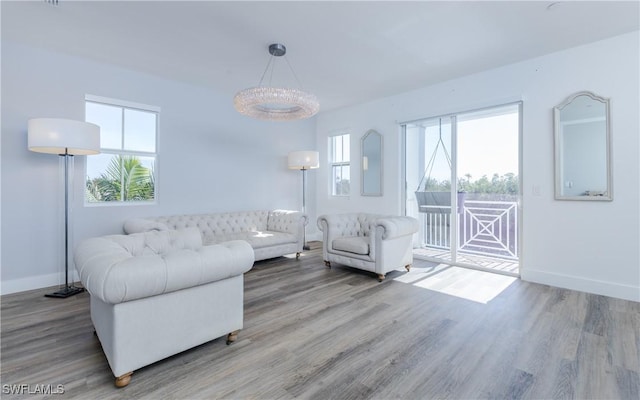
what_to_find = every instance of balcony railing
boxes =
[420,198,519,261]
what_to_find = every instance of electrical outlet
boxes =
[532,185,541,196]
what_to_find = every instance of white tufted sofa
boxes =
[317,213,419,281]
[74,227,254,387]
[124,209,308,261]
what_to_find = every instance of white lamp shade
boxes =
[28,118,100,155]
[288,150,319,170]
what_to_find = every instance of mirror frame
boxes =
[554,91,612,201]
[361,129,383,196]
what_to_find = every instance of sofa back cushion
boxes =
[100,227,203,257]
[153,211,269,243]
[356,213,383,237]
[267,209,304,235]
[123,218,169,234]
[318,213,382,238]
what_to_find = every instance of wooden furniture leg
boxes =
[378,274,385,282]
[115,372,132,388]
[226,330,240,345]
[405,264,411,272]
[296,252,301,259]
[324,261,331,268]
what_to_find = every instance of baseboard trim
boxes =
[521,268,640,302]
[1,271,81,296]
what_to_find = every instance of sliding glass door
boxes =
[404,103,521,275]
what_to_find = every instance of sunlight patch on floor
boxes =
[395,265,517,304]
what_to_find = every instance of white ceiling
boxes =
[2,1,639,113]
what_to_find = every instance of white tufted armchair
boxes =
[317,213,419,281]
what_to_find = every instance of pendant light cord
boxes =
[257,54,275,87]
[283,55,305,90]
[417,118,452,191]
[256,50,305,90]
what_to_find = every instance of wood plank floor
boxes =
[1,241,639,399]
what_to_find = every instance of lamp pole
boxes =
[301,166,310,250]
[45,150,85,298]
[302,167,307,214]
[287,150,319,252]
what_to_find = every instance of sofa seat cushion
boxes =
[332,236,370,255]
[205,230,298,249]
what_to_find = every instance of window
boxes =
[84,95,159,204]
[330,133,350,196]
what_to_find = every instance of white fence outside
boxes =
[421,199,519,261]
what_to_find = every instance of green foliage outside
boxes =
[86,155,155,202]
[335,178,350,196]
[420,172,518,195]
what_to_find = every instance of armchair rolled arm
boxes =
[374,216,419,240]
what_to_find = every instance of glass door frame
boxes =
[401,101,523,277]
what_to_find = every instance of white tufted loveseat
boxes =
[124,210,308,261]
[74,228,254,387]
[317,213,419,281]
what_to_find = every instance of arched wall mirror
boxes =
[554,91,612,201]
[361,129,383,196]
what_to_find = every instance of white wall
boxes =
[316,32,640,302]
[1,41,317,294]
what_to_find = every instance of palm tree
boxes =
[86,155,154,202]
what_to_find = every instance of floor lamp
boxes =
[288,150,319,250]
[28,118,100,298]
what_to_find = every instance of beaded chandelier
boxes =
[234,43,319,121]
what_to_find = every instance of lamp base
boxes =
[45,286,85,298]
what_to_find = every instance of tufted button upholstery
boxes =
[75,227,256,384]
[123,210,308,261]
[74,228,255,304]
[153,211,269,237]
[317,213,419,280]
[267,209,308,235]
[317,213,418,243]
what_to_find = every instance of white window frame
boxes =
[84,94,160,206]
[329,133,351,196]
